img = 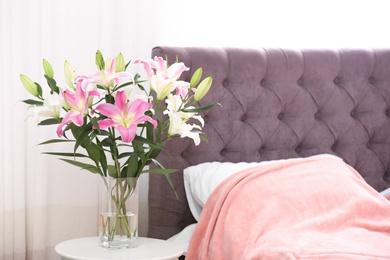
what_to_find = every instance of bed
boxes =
[147,47,390,259]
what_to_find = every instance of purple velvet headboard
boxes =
[148,46,390,239]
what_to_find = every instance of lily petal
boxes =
[118,124,137,143]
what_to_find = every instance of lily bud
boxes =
[95,50,105,70]
[104,58,112,71]
[157,82,174,101]
[190,67,202,88]
[115,53,125,72]
[194,76,213,102]
[42,59,54,79]
[20,74,41,98]
[64,61,76,90]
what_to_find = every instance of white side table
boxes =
[55,237,184,260]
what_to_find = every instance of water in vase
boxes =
[99,211,138,249]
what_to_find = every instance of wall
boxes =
[151,0,390,49]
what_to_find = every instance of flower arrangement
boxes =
[20,50,218,248]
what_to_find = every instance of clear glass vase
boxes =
[99,176,139,249]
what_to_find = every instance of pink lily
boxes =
[95,91,157,143]
[134,57,189,100]
[56,80,100,137]
[134,56,188,80]
[174,81,191,99]
[79,59,132,91]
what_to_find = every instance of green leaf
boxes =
[38,118,61,125]
[69,121,103,164]
[108,165,118,178]
[124,60,131,70]
[132,135,155,146]
[95,50,105,70]
[99,137,114,147]
[42,58,54,78]
[114,81,134,92]
[118,152,133,159]
[20,74,40,97]
[165,173,178,198]
[137,83,146,92]
[85,143,101,164]
[90,117,100,133]
[35,82,43,98]
[190,67,202,87]
[148,144,164,162]
[60,159,100,174]
[133,142,145,162]
[194,76,213,102]
[39,139,74,145]
[105,93,115,105]
[146,120,154,144]
[70,122,91,152]
[22,99,44,105]
[126,154,139,178]
[149,159,178,198]
[99,148,108,175]
[43,152,88,157]
[142,168,177,175]
[200,134,209,143]
[181,102,220,113]
[44,75,59,94]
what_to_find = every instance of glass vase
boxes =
[99,176,139,249]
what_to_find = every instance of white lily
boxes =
[164,94,204,145]
[28,92,63,122]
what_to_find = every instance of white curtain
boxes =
[0,0,156,259]
[2,0,390,259]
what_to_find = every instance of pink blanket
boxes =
[186,156,390,259]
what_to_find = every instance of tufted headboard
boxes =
[147,47,390,239]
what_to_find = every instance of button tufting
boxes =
[260,79,266,86]
[297,78,303,86]
[222,79,229,87]
[314,112,320,119]
[295,146,301,153]
[350,110,356,117]
[369,77,375,84]
[220,149,227,156]
[367,142,372,149]
[258,147,264,154]
[241,114,247,122]
[386,109,390,117]
[278,112,284,120]
[331,143,337,151]
[333,77,340,85]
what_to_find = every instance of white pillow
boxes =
[183,154,341,221]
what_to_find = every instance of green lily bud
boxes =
[95,50,105,70]
[190,67,202,88]
[115,52,125,72]
[42,59,54,79]
[64,60,76,90]
[194,76,213,102]
[20,74,41,97]
[104,58,112,71]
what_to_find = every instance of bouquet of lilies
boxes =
[20,50,217,188]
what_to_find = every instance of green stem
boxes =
[108,179,134,240]
[109,128,122,178]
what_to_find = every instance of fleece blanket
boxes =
[186,156,390,259]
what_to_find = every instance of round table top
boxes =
[55,237,183,260]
